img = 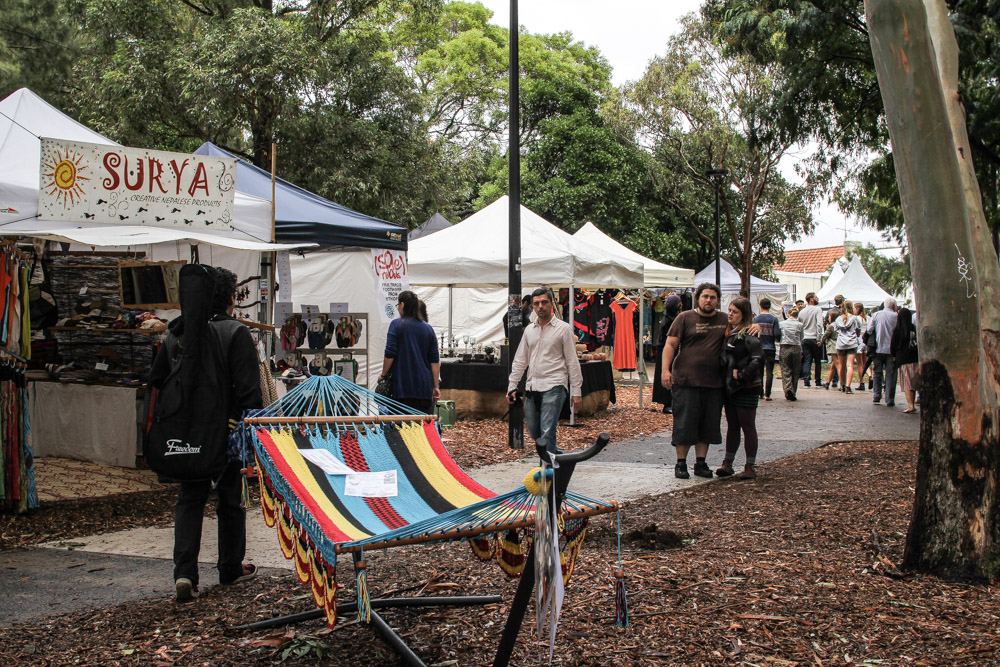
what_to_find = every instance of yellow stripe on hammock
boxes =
[267,428,370,542]
[399,422,487,509]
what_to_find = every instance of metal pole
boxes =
[448,284,453,344]
[714,181,720,287]
[507,0,524,450]
[638,292,644,409]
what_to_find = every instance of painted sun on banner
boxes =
[38,138,236,231]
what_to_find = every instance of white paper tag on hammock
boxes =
[298,448,355,476]
[345,471,398,497]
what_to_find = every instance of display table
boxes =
[439,360,615,420]
[29,382,143,468]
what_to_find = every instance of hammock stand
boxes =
[233,375,618,667]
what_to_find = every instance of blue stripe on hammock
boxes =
[356,427,440,525]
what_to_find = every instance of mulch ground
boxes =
[3,438,999,666]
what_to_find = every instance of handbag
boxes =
[375,367,395,398]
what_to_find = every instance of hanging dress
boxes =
[610,299,637,371]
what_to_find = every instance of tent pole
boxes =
[569,282,575,426]
[638,292,644,409]
[448,285,453,345]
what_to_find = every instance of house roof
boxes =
[774,245,845,274]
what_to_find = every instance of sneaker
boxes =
[785,392,797,401]
[856,383,865,391]
[886,401,895,407]
[674,462,690,479]
[845,386,853,394]
[873,396,881,403]
[738,465,757,480]
[764,396,773,401]
[716,461,735,477]
[693,461,713,478]
[176,578,199,602]
[803,382,812,388]
[223,563,258,586]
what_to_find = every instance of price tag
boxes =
[95,362,109,371]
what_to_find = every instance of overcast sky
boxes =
[477,0,896,253]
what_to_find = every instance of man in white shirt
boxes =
[507,288,583,455]
[797,292,825,387]
[866,297,899,405]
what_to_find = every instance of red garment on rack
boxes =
[610,299,637,371]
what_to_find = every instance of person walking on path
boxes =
[778,308,804,401]
[149,266,263,603]
[798,293,825,388]
[380,290,441,414]
[832,301,862,394]
[653,294,682,414]
[507,287,583,456]
[717,297,765,479]
[819,310,841,390]
[661,283,758,479]
[854,302,870,391]
[867,297,899,406]
[753,298,781,401]
[890,307,920,413]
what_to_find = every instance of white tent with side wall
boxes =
[694,259,789,314]
[816,256,893,309]
[0,88,311,468]
[409,196,644,347]
[573,221,694,288]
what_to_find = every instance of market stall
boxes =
[193,142,407,389]
[816,256,893,308]
[0,89,310,477]
[694,259,790,312]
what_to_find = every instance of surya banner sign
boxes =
[38,138,237,231]
[371,248,409,323]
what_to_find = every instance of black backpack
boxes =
[146,265,231,482]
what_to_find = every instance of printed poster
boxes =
[371,248,409,323]
[38,138,236,231]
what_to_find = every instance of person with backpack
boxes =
[890,307,920,413]
[148,265,263,602]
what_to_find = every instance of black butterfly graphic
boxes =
[171,207,181,213]
[83,213,95,219]
[137,207,148,213]
[205,220,214,225]
[96,199,107,205]
[119,215,129,220]
[183,219,193,225]
[155,216,165,222]
[196,209,206,215]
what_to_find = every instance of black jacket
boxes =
[721,331,764,395]
[890,320,919,367]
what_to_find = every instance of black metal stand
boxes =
[492,433,611,667]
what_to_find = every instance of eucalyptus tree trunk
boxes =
[866,0,1000,579]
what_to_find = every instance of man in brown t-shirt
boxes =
[661,283,729,479]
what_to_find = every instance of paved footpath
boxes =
[0,386,918,626]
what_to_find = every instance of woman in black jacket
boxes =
[717,297,765,479]
[652,294,682,413]
[890,307,920,413]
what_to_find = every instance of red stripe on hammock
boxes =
[338,431,408,531]
[422,421,496,499]
[254,427,355,543]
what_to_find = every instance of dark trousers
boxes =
[399,397,434,414]
[724,403,759,464]
[873,353,897,402]
[173,460,246,586]
[801,339,823,385]
[760,349,776,398]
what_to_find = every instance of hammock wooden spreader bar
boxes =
[246,414,437,425]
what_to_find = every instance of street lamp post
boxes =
[706,168,729,286]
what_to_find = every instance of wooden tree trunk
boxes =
[866,0,1000,580]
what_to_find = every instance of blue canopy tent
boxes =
[194,142,406,250]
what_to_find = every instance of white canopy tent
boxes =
[410,196,644,345]
[822,260,845,293]
[573,221,694,288]
[816,256,893,309]
[409,196,643,288]
[0,88,305,253]
[694,259,789,314]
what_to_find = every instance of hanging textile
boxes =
[610,298,637,371]
[0,247,39,514]
[589,290,615,348]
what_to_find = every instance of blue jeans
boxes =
[873,353,897,403]
[801,340,823,385]
[524,386,567,453]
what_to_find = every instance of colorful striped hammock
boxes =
[244,375,618,630]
